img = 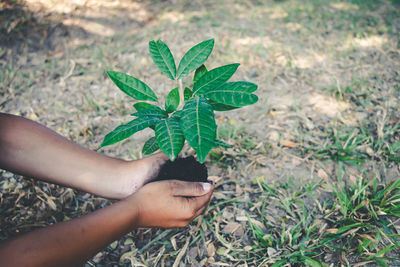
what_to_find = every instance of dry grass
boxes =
[1,0,399,266]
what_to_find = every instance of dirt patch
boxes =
[153,156,208,183]
[0,1,69,56]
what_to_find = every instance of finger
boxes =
[193,205,207,218]
[186,188,213,212]
[142,153,170,182]
[195,192,212,213]
[171,180,214,197]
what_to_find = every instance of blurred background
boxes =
[1,0,399,266]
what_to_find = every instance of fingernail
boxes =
[201,182,212,192]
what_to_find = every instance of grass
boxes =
[1,0,399,266]
[244,166,400,266]
[329,78,372,105]
[209,119,262,167]
[282,0,397,37]
[325,163,400,265]
[303,119,400,165]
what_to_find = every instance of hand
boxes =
[114,152,169,199]
[128,180,214,228]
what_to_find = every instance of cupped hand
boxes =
[128,180,214,228]
[114,152,169,199]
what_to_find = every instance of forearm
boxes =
[0,198,139,267]
[0,113,126,198]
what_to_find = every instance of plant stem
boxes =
[178,79,184,110]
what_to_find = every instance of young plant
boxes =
[99,39,258,163]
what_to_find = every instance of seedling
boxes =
[99,39,258,163]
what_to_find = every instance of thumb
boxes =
[171,180,213,197]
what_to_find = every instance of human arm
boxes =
[0,113,168,199]
[0,180,214,267]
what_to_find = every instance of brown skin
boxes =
[0,113,168,199]
[0,113,214,266]
[0,180,214,267]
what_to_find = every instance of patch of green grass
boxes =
[281,0,395,38]
[329,78,373,106]
[246,180,328,266]
[217,120,261,151]
[209,120,260,167]
[304,121,400,164]
[305,126,369,165]
[360,122,400,163]
[324,163,400,264]
[245,168,400,266]
[347,0,392,10]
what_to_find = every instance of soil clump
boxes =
[153,156,208,183]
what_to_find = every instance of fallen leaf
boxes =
[222,222,241,234]
[376,210,387,215]
[188,247,198,259]
[359,234,376,242]
[317,169,329,181]
[222,209,234,220]
[213,192,228,200]
[267,247,277,257]
[109,240,118,250]
[216,247,227,256]
[236,216,247,222]
[249,218,266,231]
[365,147,374,156]
[172,238,189,267]
[326,228,338,234]
[46,197,57,211]
[207,242,216,257]
[280,139,297,148]
[235,183,243,194]
[170,236,177,250]
[349,175,357,185]
[119,249,138,264]
[124,238,134,246]
[268,131,280,142]
[250,202,262,211]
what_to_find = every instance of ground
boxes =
[1,0,400,266]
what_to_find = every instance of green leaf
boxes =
[155,117,184,161]
[271,260,286,267]
[202,81,258,107]
[176,39,214,79]
[133,102,168,117]
[171,110,183,120]
[180,97,216,163]
[142,136,159,155]
[165,87,180,113]
[193,64,208,84]
[184,87,193,101]
[209,100,239,111]
[149,40,176,80]
[107,71,158,101]
[100,117,160,148]
[213,139,232,148]
[131,109,168,119]
[304,257,323,267]
[193,63,240,95]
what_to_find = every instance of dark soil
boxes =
[153,156,208,183]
